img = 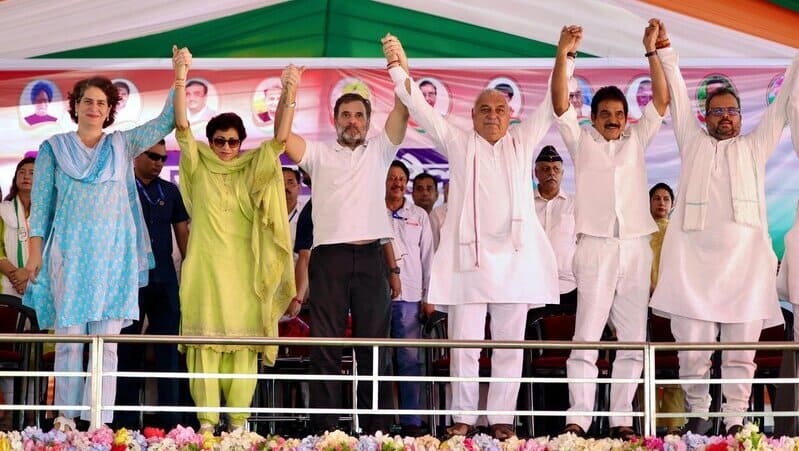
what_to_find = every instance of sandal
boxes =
[490,423,516,440]
[446,422,475,437]
[610,426,636,441]
[560,423,587,438]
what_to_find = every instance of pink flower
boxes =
[167,425,202,447]
[644,436,664,450]
[90,426,114,446]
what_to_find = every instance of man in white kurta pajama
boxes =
[384,37,564,440]
[554,23,669,440]
[650,22,799,435]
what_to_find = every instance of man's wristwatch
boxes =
[388,267,401,276]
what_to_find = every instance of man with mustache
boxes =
[278,52,408,434]
[533,145,577,311]
[385,35,566,440]
[554,22,669,440]
[650,20,799,436]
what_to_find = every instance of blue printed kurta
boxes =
[24,92,175,329]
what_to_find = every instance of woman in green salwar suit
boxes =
[174,53,296,432]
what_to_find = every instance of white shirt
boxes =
[429,203,448,250]
[299,132,398,246]
[534,188,576,294]
[387,200,434,302]
[556,103,662,239]
[188,105,216,124]
[390,66,560,306]
[650,47,796,324]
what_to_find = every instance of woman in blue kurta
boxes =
[23,47,189,427]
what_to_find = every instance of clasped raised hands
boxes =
[381,33,408,72]
[172,45,192,80]
[281,63,305,93]
[558,25,582,55]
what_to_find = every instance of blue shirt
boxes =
[136,177,189,284]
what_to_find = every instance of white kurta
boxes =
[534,188,576,294]
[389,66,561,306]
[650,48,798,325]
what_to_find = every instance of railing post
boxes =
[352,346,359,433]
[372,344,379,413]
[645,343,657,436]
[90,336,104,429]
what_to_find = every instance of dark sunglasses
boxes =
[212,137,242,148]
[144,151,168,162]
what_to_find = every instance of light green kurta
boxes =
[176,128,295,363]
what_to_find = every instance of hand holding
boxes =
[172,45,192,80]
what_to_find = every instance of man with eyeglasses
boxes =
[114,139,189,430]
[384,160,434,436]
[649,20,799,436]
[278,48,408,434]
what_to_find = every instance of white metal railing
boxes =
[0,334,797,436]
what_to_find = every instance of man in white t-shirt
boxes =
[277,50,409,434]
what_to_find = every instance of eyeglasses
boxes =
[144,152,167,162]
[212,137,241,148]
[707,107,741,117]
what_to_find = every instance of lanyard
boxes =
[136,178,165,206]
[13,197,27,268]
[289,207,299,223]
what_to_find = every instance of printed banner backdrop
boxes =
[1,58,797,256]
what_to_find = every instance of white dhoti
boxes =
[448,303,529,425]
[670,315,762,430]
[566,235,652,429]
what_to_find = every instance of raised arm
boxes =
[645,20,669,116]
[174,46,191,131]
[122,46,188,158]
[381,34,410,145]
[553,26,581,116]
[277,64,307,164]
[750,54,799,159]
[552,26,582,159]
[655,21,704,154]
[791,67,799,158]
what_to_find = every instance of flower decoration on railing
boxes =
[2,424,799,451]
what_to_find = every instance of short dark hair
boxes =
[334,93,371,121]
[412,172,437,191]
[68,76,121,128]
[419,80,436,93]
[156,139,166,146]
[299,168,311,187]
[591,85,628,118]
[6,156,36,201]
[30,81,53,104]
[206,113,247,142]
[282,166,301,185]
[705,87,741,114]
[186,79,208,94]
[113,80,130,94]
[494,83,514,100]
[390,160,410,180]
[649,182,675,202]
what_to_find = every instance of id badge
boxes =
[17,226,28,242]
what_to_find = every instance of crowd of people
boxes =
[4,17,799,441]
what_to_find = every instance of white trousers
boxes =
[54,320,125,424]
[670,315,762,430]
[566,235,651,429]
[448,303,528,425]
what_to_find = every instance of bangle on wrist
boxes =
[566,51,577,59]
[644,50,657,57]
